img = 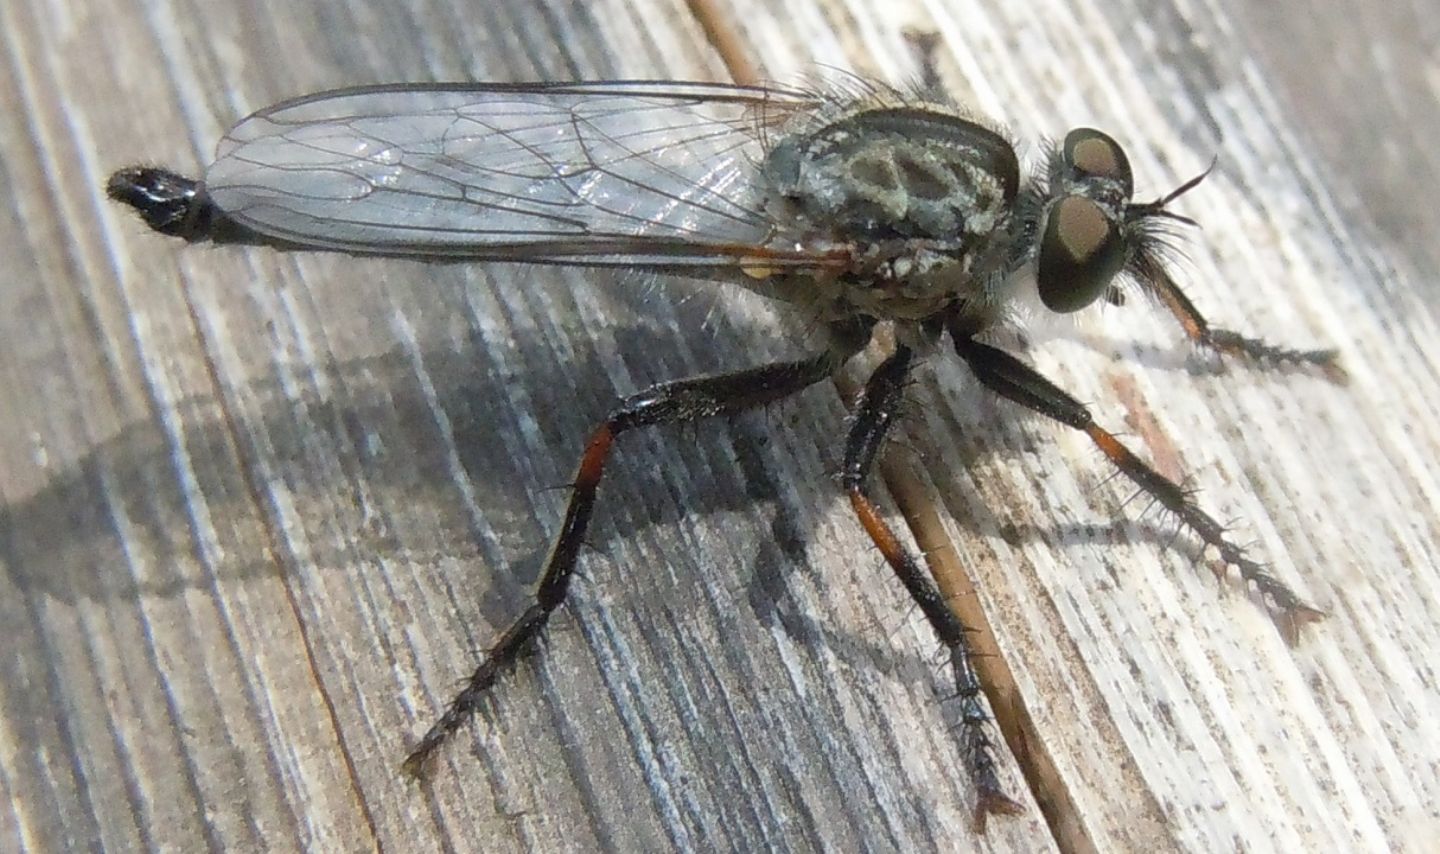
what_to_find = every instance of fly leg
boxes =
[402,320,872,776]
[841,345,1025,830]
[953,336,1325,639]
[1135,254,1343,380]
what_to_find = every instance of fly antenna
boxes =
[1130,156,1216,227]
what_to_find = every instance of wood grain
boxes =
[2,0,1436,851]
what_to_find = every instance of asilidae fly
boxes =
[108,77,1338,827]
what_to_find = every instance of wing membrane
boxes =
[203,81,835,268]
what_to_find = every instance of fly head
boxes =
[1032,128,1207,313]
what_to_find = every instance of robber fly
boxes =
[108,77,1338,828]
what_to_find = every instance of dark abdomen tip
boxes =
[106,166,216,240]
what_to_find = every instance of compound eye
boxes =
[1038,195,1128,313]
[1063,128,1133,197]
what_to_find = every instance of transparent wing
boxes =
[203,81,838,269]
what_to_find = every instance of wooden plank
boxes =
[1,0,1436,852]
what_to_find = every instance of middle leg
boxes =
[841,345,1025,829]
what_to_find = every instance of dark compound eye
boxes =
[1063,128,1133,197]
[1037,195,1128,313]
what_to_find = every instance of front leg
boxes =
[1133,252,1344,381]
[953,335,1324,639]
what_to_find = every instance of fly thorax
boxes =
[848,245,986,319]
[761,106,1020,318]
[763,108,1018,245]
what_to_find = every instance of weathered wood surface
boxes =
[1,0,1436,851]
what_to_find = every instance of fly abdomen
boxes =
[106,167,220,241]
[108,166,293,247]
